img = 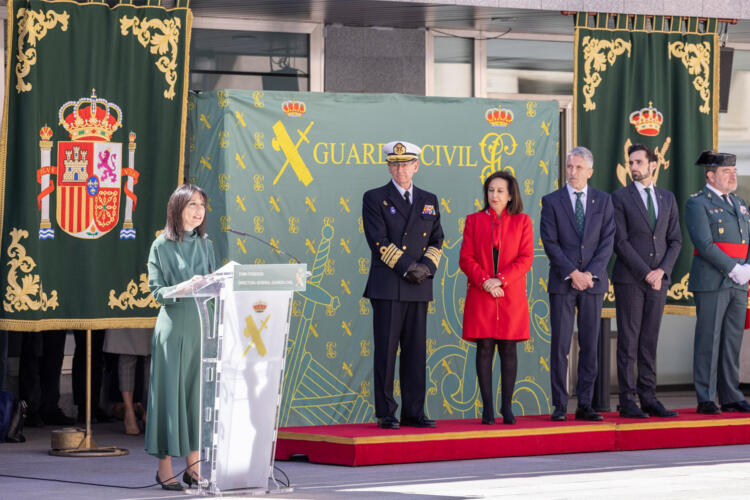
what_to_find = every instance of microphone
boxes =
[226,228,302,264]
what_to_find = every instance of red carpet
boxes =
[275,409,750,466]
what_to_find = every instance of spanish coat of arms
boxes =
[36,90,138,240]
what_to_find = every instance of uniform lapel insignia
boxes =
[390,206,396,215]
[422,204,436,215]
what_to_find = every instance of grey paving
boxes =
[2,392,750,499]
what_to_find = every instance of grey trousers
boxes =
[693,288,746,405]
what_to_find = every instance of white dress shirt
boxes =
[392,179,414,204]
[566,183,588,214]
[706,183,732,208]
[634,181,659,218]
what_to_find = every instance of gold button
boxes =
[402,246,407,250]
[404,232,407,236]
[423,232,427,237]
[422,247,426,251]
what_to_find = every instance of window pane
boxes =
[719,49,750,200]
[433,36,473,97]
[190,29,309,92]
[486,39,573,95]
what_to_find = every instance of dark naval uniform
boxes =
[687,184,750,409]
[362,180,443,424]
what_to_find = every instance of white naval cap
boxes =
[383,141,421,163]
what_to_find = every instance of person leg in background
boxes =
[39,330,74,425]
[18,333,43,427]
[0,331,7,391]
[119,354,148,435]
[73,329,110,423]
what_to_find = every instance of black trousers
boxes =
[614,283,667,406]
[370,299,427,419]
[549,292,603,408]
[19,330,67,414]
[73,330,105,410]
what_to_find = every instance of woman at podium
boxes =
[145,184,216,490]
[459,171,532,425]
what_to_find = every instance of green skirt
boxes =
[144,300,201,459]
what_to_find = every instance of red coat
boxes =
[459,209,533,341]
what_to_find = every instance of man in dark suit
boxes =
[612,144,681,418]
[686,150,750,414]
[362,140,443,429]
[541,146,615,422]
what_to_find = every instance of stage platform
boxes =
[275,409,750,466]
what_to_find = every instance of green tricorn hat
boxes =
[695,150,736,167]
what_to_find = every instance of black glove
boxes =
[404,263,420,284]
[405,263,431,284]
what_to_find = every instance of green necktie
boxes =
[574,191,585,235]
[645,187,656,228]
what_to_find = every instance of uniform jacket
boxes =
[612,183,682,285]
[687,186,750,292]
[540,185,615,294]
[459,209,532,341]
[362,181,444,302]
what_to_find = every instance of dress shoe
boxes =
[377,416,400,429]
[183,470,203,488]
[40,407,75,426]
[641,400,678,418]
[502,413,516,425]
[400,415,436,428]
[721,400,750,413]
[617,400,649,419]
[481,408,495,425]
[24,408,44,428]
[155,471,185,491]
[550,406,567,421]
[575,405,603,421]
[696,401,721,415]
[77,407,113,424]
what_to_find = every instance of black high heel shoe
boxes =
[502,408,516,425]
[183,470,202,488]
[156,471,185,491]
[481,409,496,425]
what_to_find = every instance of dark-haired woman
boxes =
[145,184,216,490]
[459,171,532,425]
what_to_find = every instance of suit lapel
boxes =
[557,187,579,234]
[654,187,668,235]
[405,187,422,229]
[628,183,652,231]
[583,187,597,239]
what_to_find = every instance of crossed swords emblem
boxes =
[243,314,270,357]
[272,120,315,186]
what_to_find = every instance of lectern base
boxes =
[201,485,294,496]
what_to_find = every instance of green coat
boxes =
[686,186,750,292]
[144,231,215,459]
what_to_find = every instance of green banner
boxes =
[191,90,558,425]
[0,0,192,330]
[574,13,718,314]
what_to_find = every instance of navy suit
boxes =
[612,183,681,406]
[540,186,615,408]
[362,181,443,419]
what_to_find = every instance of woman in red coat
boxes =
[459,171,533,424]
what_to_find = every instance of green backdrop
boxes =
[574,13,719,314]
[191,90,559,425]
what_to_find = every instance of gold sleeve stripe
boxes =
[425,246,442,268]
[380,243,404,269]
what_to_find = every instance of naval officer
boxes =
[362,140,444,429]
[686,150,750,414]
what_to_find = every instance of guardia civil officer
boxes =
[686,150,750,414]
[362,141,444,429]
